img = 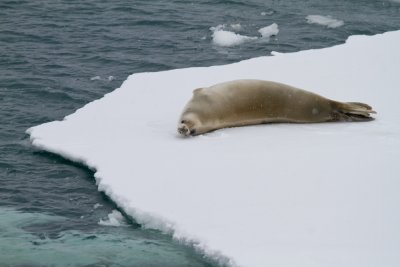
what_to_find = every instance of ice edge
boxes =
[26,127,237,267]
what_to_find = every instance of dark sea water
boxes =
[1,0,399,266]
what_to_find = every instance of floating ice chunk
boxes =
[93,203,103,209]
[210,24,258,47]
[212,30,258,47]
[90,76,101,81]
[261,11,274,16]
[98,210,127,227]
[306,15,344,28]
[90,75,115,82]
[230,23,242,31]
[258,23,279,38]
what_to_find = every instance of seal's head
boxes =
[177,113,199,136]
[177,120,197,136]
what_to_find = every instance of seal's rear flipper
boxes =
[333,102,376,122]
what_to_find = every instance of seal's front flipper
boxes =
[333,101,376,122]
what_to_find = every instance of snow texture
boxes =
[28,31,400,267]
[306,15,344,28]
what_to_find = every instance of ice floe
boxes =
[28,31,400,267]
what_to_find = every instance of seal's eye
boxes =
[181,120,185,123]
[190,129,196,135]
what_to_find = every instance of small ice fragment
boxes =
[258,23,279,38]
[261,11,274,16]
[210,24,258,47]
[90,76,101,81]
[98,210,127,227]
[93,203,103,209]
[108,76,115,81]
[212,30,258,47]
[230,23,242,31]
[306,15,344,28]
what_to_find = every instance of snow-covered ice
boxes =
[258,23,279,38]
[28,31,400,267]
[210,25,257,47]
[210,23,279,47]
[306,15,344,28]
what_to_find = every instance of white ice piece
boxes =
[230,23,242,31]
[98,210,127,227]
[258,23,279,38]
[210,24,258,47]
[28,31,400,267]
[306,15,344,28]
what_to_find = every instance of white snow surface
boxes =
[28,31,400,267]
[306,15,344,28]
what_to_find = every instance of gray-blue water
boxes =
[1,0,399,266]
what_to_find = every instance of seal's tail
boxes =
[333,101,376,121]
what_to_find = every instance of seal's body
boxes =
[178,80,375,136]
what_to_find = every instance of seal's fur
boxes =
[178,80,375,136]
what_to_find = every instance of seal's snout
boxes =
[178,124,190,136]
